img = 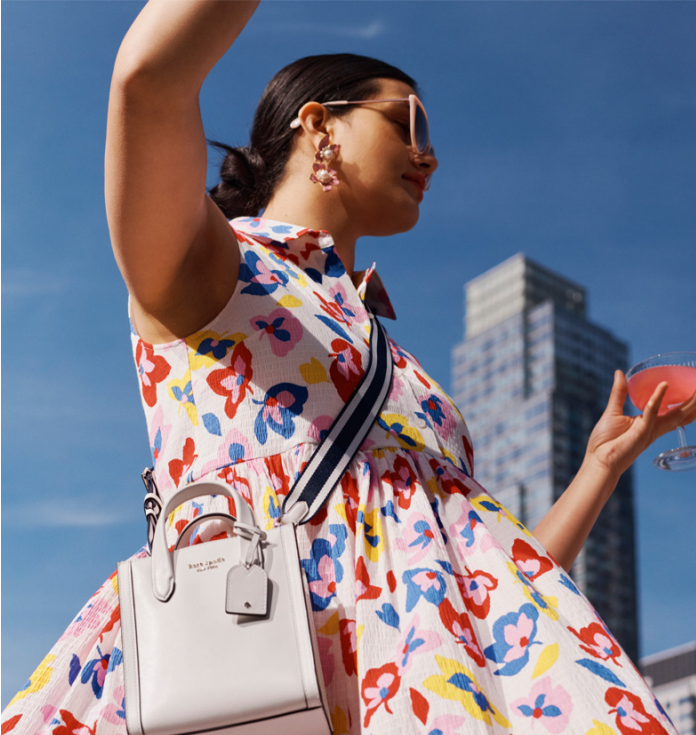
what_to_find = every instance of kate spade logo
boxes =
[188,557,225,572]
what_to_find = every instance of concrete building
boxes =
[451,253,639,661]
[642,642,696,735]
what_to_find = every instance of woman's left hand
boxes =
[585,370,696,478]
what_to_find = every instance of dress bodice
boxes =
[130,217,474,499]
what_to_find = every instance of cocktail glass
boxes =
[626,352,696,471]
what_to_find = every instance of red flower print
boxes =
[339,617,358,677]
[512,539,554,581]
[455,569,498,619]
[605,688,670,735]
[340,473,360,534]
[207,341,253,419]
[361,663,401,727]
[568,621,622,665]
[134,340,171,407]
[355,556,382,602]
[383,456,419,510]
[438,598,485,667]
[168,437,198,487]
[53,710,97,735]
[329,339,364,402]
[428,458,471,496]
[1,715,22,733]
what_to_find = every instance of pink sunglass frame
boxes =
[290,94,431,154]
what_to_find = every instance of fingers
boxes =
[659,389,696,432]
[643,381,669,420]
[605,370,629,414]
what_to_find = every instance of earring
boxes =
[310,135,340,192]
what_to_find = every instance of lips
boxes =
[403,172,427,195]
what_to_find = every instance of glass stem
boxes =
[677,426,689,448]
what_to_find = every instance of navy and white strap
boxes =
[141,314,393,537]
[280,315,393,526]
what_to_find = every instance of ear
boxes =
[294,101,334,149]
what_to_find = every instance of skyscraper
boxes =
[451,253,638,661]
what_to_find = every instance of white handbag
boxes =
[118,316,393,735]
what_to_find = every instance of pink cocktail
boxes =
[626,352,696,471]
[627,365,696,415]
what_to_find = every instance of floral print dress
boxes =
[2,217,675,735]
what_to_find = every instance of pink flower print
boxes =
[308,555,338,599]
[503,611,536,663]
[59,597,113,641]
[308,415,333,442]
[417,393,457,441]
[396,613,442,674]
[328,283,368,325]
[605,689,669,735]
[393,511,436,565]
[200,428,252,477]
[449,505,498,560]
[456,569,498,619]
[250,307,303,357]
[387,374,405,402]
[568,621,622,665]
[361,663,401,727]
[99,685,126,725]
[511,677,573,733]
[238,250,289,296]
[207,342,253,419]
[134,341,171,407]
[329,338,364,403]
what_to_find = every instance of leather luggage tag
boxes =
[226,563,268,616]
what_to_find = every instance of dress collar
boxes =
[230,216,396,320]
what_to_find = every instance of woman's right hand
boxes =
[105,1,260,345]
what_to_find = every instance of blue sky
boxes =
[2,0,696,707]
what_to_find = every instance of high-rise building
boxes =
[451,253,638,661]
[641,642,696,735]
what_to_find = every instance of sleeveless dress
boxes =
[2,217,676,735]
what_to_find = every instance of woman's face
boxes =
[332,78,438,237]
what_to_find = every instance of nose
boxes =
[410,145,438,176]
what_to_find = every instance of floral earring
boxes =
[310,134,340,192]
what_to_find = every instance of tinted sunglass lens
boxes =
[414,104,428,152]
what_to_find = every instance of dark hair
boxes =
[207,53,417,219]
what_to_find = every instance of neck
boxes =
[263,177,358,277]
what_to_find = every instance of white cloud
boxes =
[6,499,134,529]
[255,19,386,40]
[2,268,70,297]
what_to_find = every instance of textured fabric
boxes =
[2,217,675,735]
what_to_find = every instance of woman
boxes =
[3,1,696,733]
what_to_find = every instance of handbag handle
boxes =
[151,479,256,601]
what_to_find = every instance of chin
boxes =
[364,198,420,237]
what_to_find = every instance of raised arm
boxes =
[105,0,260,344]
[532,371,696,571]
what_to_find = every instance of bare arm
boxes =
[106,0,260,343]
[532,371,696,571]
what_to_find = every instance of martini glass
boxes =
[626,352,696,471]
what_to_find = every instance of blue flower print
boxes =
[301,524,347,611]
[403,568,447,612]
[253,383,308,445]
[80,646,123,699]
[483,604,541,676]
[238,250,289,296]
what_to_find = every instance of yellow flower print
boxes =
[168,371,198,426]
[471,496,533,537]
[262,486,281,530]
[186,330,247,370]
[358,505,384,562]
[423,655,510,728]
[7,654,55,708]
[377,413,425,452]
[506,561,560,621]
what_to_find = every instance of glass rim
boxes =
[626,351,696,380]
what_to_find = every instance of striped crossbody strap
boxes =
[279,315,393,526]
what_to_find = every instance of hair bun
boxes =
[207,140,267,218]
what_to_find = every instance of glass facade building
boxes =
[451,253,639,662]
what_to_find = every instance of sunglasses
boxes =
[290,94,432,155]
